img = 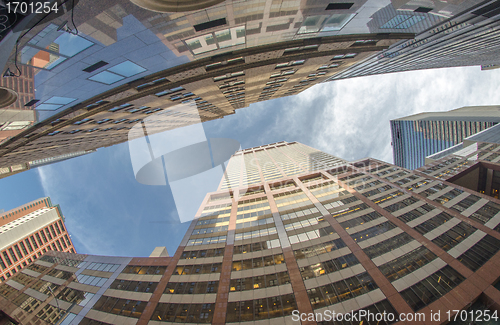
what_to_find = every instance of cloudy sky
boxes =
[1,65,500,258]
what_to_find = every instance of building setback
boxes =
[0,197,76,283]
[391,106,500,170]
[2,140,500,324]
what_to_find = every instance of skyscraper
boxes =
[391,106,500,170]
[327,0,500,81]
[2,140,500,324]
[0,197,76,283]
[0,0,491,177]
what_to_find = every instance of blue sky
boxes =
[2,66,500,257]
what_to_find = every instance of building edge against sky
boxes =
[3,137,500,324]
[0,197,76,283]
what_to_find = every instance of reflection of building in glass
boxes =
[0,65,35,110]
[3,139,500,323]
[0,197,76,283]
[0,32,412,173]
[0,109,36,144]
[391,0,473,18]
[327,0,500,80]
[367,4,444,33]
[0,0,497,177]
[391,106,500,170]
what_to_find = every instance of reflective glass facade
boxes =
[2,141,500,324]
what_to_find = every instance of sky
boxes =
[2,65,500,258]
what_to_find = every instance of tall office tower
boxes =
[0,0,476,176]
[0,197,76,283]
[391,106,500,170]
[3,141,500,324]
[327,0,500,81]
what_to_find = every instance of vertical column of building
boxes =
[212,197,237,324]
[136,190,216,324]
[252,147,316,324]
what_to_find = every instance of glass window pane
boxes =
[89,71,125,85]
[108,61,146,77]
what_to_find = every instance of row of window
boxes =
[236,217,274,229]
[109,280,157,293]
[340,211,382,230]
[229,271,290,291]
[361,185,392,198]
[76,274,108,287]
[316,299,397,325]
[232,253,285,271]
[413,212,453,235]
[363,232,414,259]
[121,265,166,275]
[226,294,297,322]
[379,246,437,282]
[293,238,346,260]
[151,302,214,323]
[196,216,230,226]
[289,225,335,245]
[192,225,228,235]
[180,248,225,259]
[383,196,419,213]
[84,262,120,272]
[457,234,500,271]
[353,180,382,191]
[400,266,465,311]
[351,221,397,242]
[431,222,477,252]
[0,223,70,271]
[165,281,218,294]
[93,296,146,319]
[187,235,226,246]
[397,204,435,223]
[329,203,367,218]
[234,227,277,241]
[174,263,222,275]
[300,253,359,280]
[280,207,320,221]
[307,272,378,309]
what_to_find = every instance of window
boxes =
[36,96,76,111]
[186,26,245,55]
[96,118,112,124]
[275,60,305,69]
[109,103,132,112]
[20,24,93,70]
[74,118,91,125]
[89,61,146,85]
[381,15,426,29]
[326,3,354,10]
[194,18,227,32]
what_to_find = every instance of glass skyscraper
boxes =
[2,139,500,324]
[391,106,500,170]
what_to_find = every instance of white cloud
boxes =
[278,66,500,163]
